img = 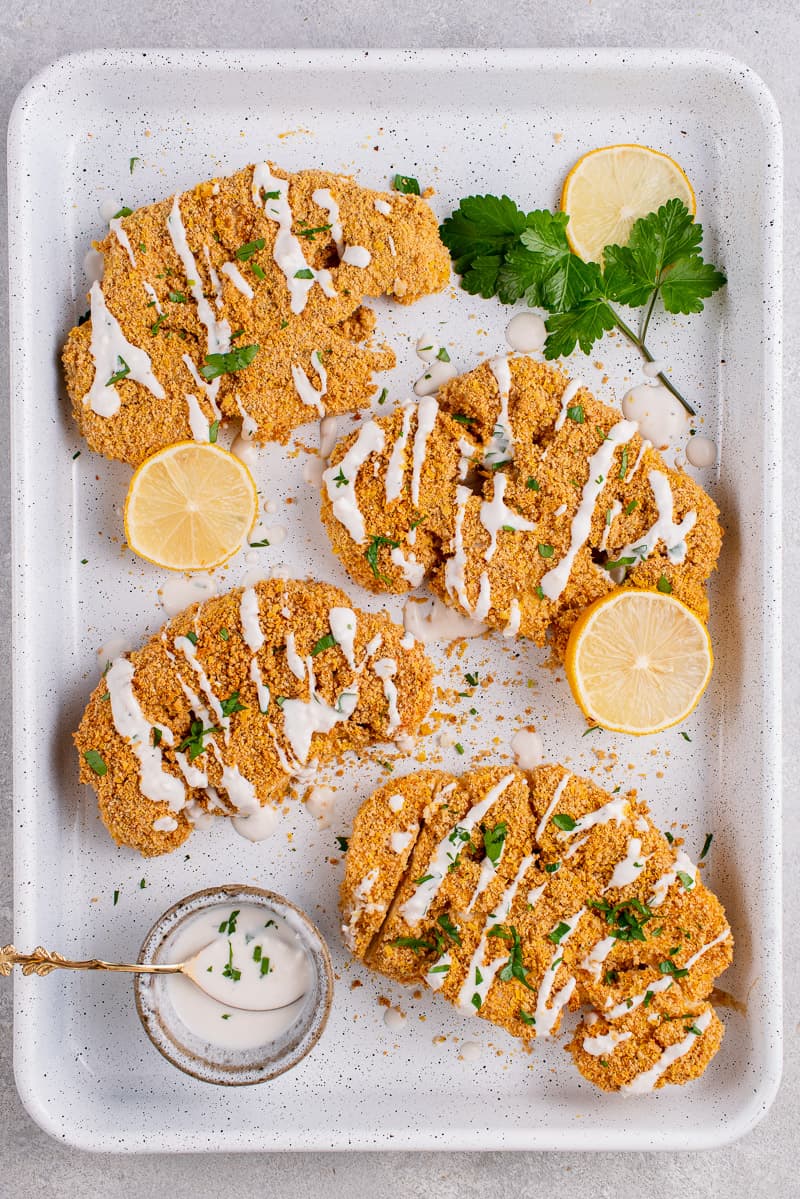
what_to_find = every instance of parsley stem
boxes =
[638,288,660,347]
[610,310,695,417]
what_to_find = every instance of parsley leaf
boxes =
[83,749,107,776]
[201,344,259,380]
[364,534,400,584]
[482,821,508,866]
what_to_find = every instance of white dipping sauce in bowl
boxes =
[165,904,313,1051]
[135,886,333,1084]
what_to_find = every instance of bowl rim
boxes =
[133,884,334,1086]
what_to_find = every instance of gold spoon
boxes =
[0,943,306,1012]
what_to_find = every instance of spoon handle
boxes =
[0,944,182,977]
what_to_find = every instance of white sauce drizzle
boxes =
[599,500,623,552]
[110,217,136,266]
[556,796,629,842]
[254,166,335,312]
[291,351,328,416]
[174,635,228,735]
[142,281,162,314]
[616,470,697,566]
[153,816,178,832]
[648,850,697,908]
[311,187,344,257]
[686,435,717,469]
[166,195,231,357]
[535,773,571,841]
[342,245,371,268]
[622,381,689,449]
[106,658,185,810]
[221,261,254,299]
[322,420,385,544]
[390,828,416,854]
[410,395,439,506]
[280,658,359,765]
[385,404,414,502]
[607,837,650,889]
[400,774,516,925]
[203,246,224,310]
[582,1029,633,1057]
[328,606,357,668]
[374,658,401,734]
[505,312,546,353]
[472,571,492,622]
[402,596,485,644]
[456,854,536,1011]
[479,472,536,560]
[444,485,473,613]
[388,793,405,814]
[540,420,638,601]
[249,659,270,714]
[185,394,209,442]
[373,198,392,216]
[622,1008,712,1093]
[85,282,165,417]
[285,631,306,680]
[531,909,586,1036]
[605,930,731,1021]
[503,598,521,638]
[554,378,584,433]
[390,547,425,588]
[510,729,543,770]
[485,356,514,464]
[239,588,264,651]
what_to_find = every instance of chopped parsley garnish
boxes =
[452,413,475,426]
[293,268,314,280]
[390,935,439,954]
[219,628,229,641]
[249,538,271,548]
[658,958,689,979]
[364,533,400,584]
[545,861,560,874]
[113,206,133,219]
[311,633,337,656]
[260,957,271,976]
[526,477,540,490]
[657,574,673,593]
[129,157,139,173]
[179,719,219,761]
[471,993,482,1010]
[677,870,695,891]
[208,420,220,443]
[113,889,119,905]
[297,225,332,240]
[333,468,349,487]
[218,910,240,935]
[201,344,259,379]
[150,313,166,335]
[465,671,479,687]
[482,821,508,866]
[251,262,266,280]
[664,830,675,845]
[454,743,465,755]
[429,963,450,975]
[221,1013,231,1020]
[436,913,462,945]
[436,346,451,362]
[685,1023,703,1035]
[236,238,266,261]
[567,404,585,423]
[493,926,534,990]
[106,357,130,386]
[152,727,162,747]
[220,691,247,717]
[700,832,713,859]
[139,878,147,889]
[222,941,241,982]
[414,873,434,885]
[168,290,187,303]
[518,1009,536,1025]
[538,543,554,560]
[83,749,107,776]
[377,388,388,405]
[589,896,653,942]
[393,174,420,195]
[680,731,693,742]
[252,944,262,961]
[552,813,576,832]
[335,836,349,852]
[185,631,198,646]
[548,921,571,944]
[582,725,602,737]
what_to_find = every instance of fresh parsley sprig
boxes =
[440,196,726,416]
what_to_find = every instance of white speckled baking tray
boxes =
[8,48,782,1152]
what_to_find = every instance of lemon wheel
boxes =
[124,442,258,571]
[564,590,713,735]
[561,144,696,263]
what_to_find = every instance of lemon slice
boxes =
[561,144,696,263]
[564,590,712,735]
[124,442,258,571]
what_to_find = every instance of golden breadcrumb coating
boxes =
[75,579,433,857]
[63,163,450,465]
[320,357,722,658]
[341,763,732,1093]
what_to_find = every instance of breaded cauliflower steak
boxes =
[75,579,434,857]
[321,357,722,658]
[341,763,732,1093]
[63,163,450,465]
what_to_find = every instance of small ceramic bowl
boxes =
[134,885,333,1085]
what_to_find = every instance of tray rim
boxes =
[7,45,784,1153]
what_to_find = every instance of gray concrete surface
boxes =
[1,2,796,1195]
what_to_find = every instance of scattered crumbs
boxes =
[350,979,363,990]
[377,995,391,1008]
[553,131,563,143]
